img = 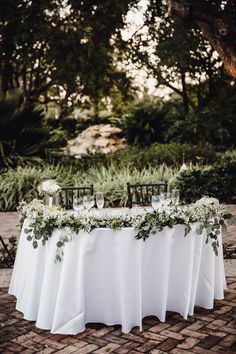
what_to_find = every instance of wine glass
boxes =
[73,197,84,212]
[164,192,172,206]
[83,195,95,211]
[159,192,166,206]
[151,195,161,211]
[160,192,171,207]
[96,192,104,210]
[171,189,180,206]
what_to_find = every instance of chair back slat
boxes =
[127,181,168,208]
[60,185,93,209]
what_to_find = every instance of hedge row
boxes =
[178,164,236,204]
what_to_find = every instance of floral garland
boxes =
[18,197,236,262]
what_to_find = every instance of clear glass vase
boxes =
[44,194,59,207]
[48,196,53,208]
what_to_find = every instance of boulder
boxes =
[64,124,126,156]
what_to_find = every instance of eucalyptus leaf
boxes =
[57,241,63,248]
[34,231,42,240]
[24,228,32,234]
[33,240,38,249]
[196,227,203,235]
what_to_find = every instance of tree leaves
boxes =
[0,0,136,109]
[0,93,50,167]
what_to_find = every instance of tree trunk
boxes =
[93,95,99,118]
[168,0,236,79]
[180,71,189,113]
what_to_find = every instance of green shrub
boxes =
[0,164,74,211]
[107,143,218,167]
[0,92,50,167]
[217,149,236,164]
[178,164,236,203]
[0,163,178,211]
[122,100,167,146]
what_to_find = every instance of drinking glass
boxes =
[171,189,180,206]
[164,192,172,206]
[160,192,171,206]
[151,195,161,211]
[159,192,166,205]
[83,195,95,210]
[96,192,104,210]
[73,197,84,212]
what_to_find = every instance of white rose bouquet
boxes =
[38,180,61,197]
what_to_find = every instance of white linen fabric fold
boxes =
[9,221,226,334]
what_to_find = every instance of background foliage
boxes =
[0,162,178,211]
[0,0,236,210]
[178,164,236,204]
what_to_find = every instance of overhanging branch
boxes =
[167,0,236,79]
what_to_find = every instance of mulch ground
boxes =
[0,278,236,354]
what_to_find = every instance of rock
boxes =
[64,124,126,156]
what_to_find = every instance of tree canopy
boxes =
[0,0,138,111]
[0,0,236,150]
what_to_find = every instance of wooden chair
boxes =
[60,185,93,209]
[127,182,168,208]
[0,235,15,267]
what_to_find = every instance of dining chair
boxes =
[60,185,94,209]
[127,182,168,208]
[0,235,15,267]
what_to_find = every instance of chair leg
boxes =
[0,235,15,267]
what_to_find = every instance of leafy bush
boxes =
[217,149,236,164]
[47,117,78,148]
[0,163,178,211]
[45,143,218,173]
[178,164,236,203]
[165,84,236,147]
[48,128,68,148]
[0,92,50,167]
[107,143,218,167]
[122,99,167,146]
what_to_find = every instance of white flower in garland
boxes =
[194,196,226,220]
[38,180,61,197]
[195,196,220,208]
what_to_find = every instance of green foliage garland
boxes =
[18,198,236,262]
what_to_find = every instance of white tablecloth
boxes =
[9,220,226,334]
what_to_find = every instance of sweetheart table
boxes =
[9,209,226,335]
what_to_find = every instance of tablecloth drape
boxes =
[9,221,226,334]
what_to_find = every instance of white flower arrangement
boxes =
[38,180,61,197]
[195,196,220,208]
